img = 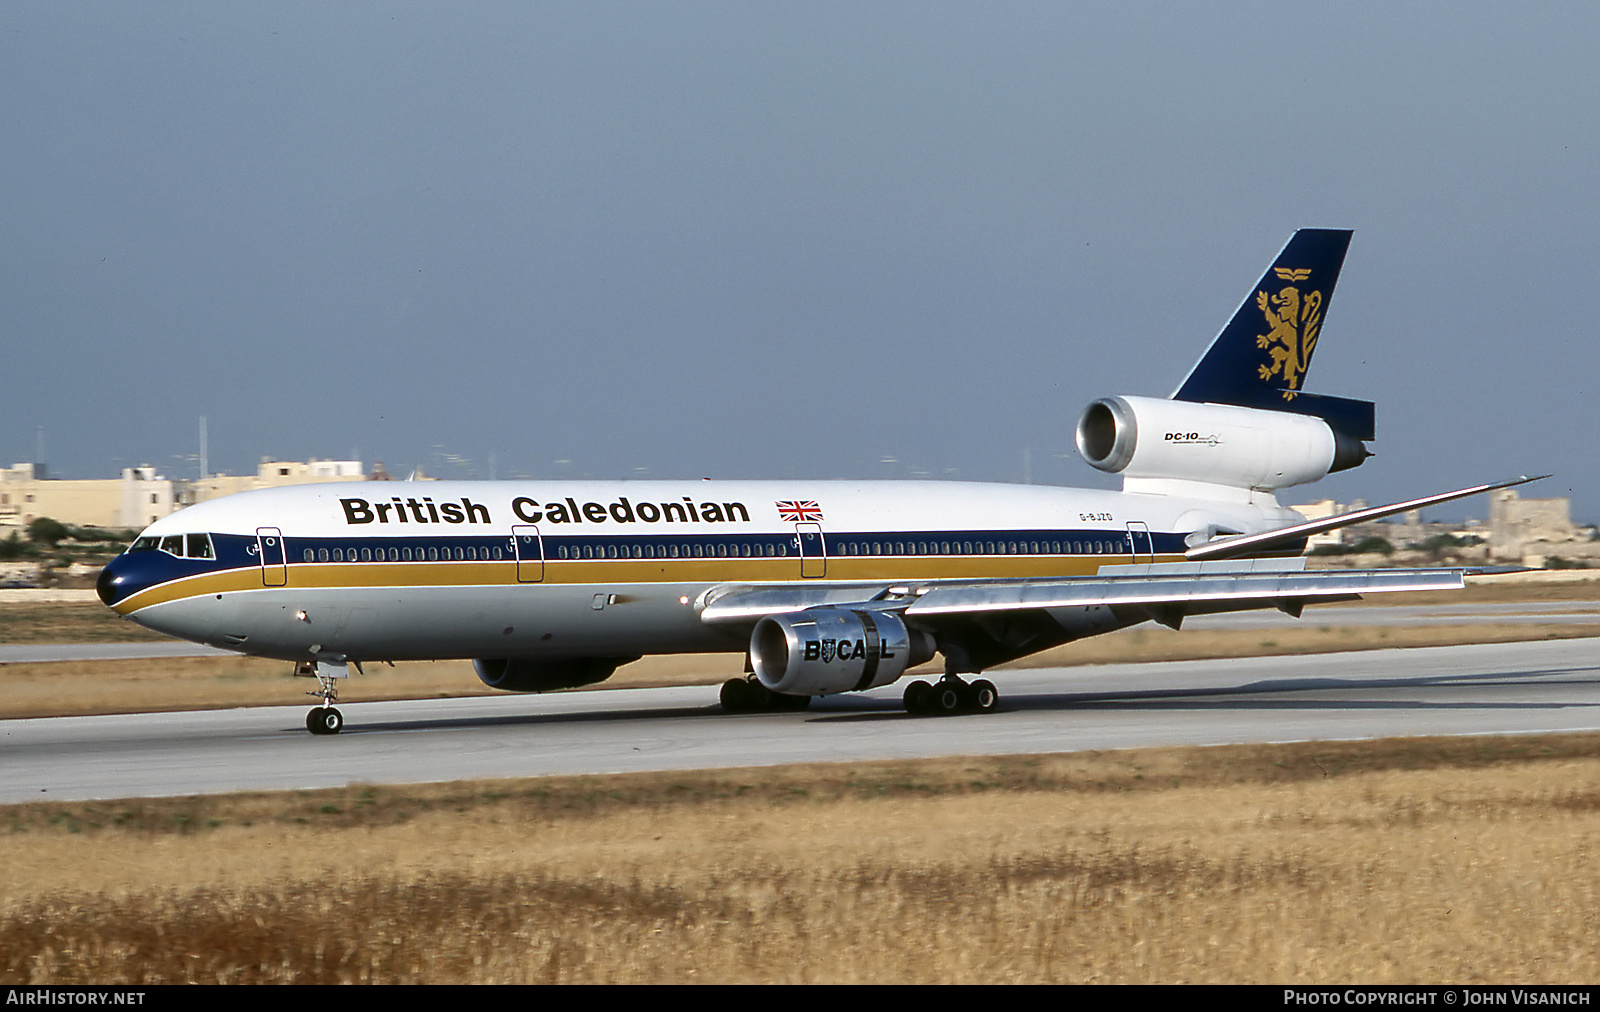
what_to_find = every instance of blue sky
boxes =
[4,3,1596,521]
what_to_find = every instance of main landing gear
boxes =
[720,676,812,713]
[902,676,999,715]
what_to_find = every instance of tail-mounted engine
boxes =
[751,609,937,696]
[1076,395,1369,492]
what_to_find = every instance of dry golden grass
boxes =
[0,602,174,644]
[2,734,1598,983]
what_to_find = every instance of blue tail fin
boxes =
[1173,228,1372,440]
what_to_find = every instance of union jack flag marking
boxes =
[775,500,823,523]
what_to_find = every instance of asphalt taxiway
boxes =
[2,637,1595,804]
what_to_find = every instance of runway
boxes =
[3,637,1596,804]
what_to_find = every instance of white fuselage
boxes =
[102,479,1302,665]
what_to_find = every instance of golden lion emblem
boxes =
[1256,268,1323,399]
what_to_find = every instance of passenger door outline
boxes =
[796,523,826,578]
[512,525,545,583]
[256,527,287,587]
[1126,521,1152,565]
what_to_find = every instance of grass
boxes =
[3,734,1598,983]
[0,602,176,644]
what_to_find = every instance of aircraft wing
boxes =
[699,560,1466,630]
[901,564,1460,624]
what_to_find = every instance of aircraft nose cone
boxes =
[96,561,122,606]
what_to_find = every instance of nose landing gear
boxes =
[296,658,350,735]
[306,705,344,735]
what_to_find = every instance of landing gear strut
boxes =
[903,676,998,715]
[720,676,812,713]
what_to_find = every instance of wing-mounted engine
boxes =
[751,609,936,696]
[1076,395,1370,493]
[474,656,639,692]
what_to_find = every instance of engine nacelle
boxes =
[473,656,636,693]
[751,609,937,696]
[1075,395,1368,491]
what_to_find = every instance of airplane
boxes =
[96,228,1538,734]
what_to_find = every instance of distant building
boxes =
[1287,498,1347,550]
[1,462,179,530]
[1490,489,1577,563]
[1,458,381,531]
[180,459,369,507]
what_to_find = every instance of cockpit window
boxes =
[142,533,217,559]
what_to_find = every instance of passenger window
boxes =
[318,549,330,562]
[303,549,314,562]
[361,548,371,562]
[333,549,343,562]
